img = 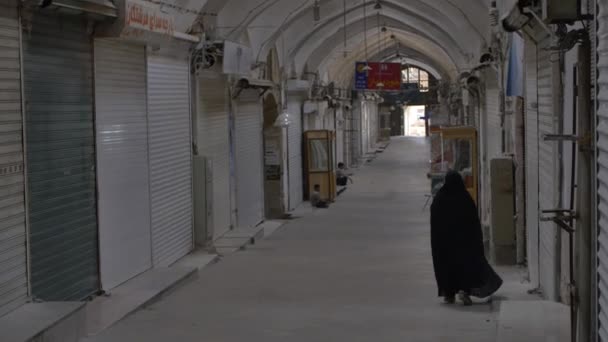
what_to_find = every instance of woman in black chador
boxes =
[430,171,503,306]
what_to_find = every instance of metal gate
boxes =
[94,39,152,290]
[287,100,303,210]
[23,13,99,300]
[197,73,231,239]
[0,0,27,316]
[234,90,264,228]
[147,54,193,266]
[596,0,608,338]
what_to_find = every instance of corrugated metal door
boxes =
[94,39,151,291]
[486,86,502,160]
[0,0,27,317]
[23,13,99,300]
[287,100,303,210]
[336,108,344,166]
[485,80,501,227]
[524,35,540,288]
[536,29,560,301]
[350,105,361,165]
[234,90,263,227]
[597,0,608,338]
[197,73,231,239]
[147,54,193,266]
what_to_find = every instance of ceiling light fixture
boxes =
[374,0,382,10]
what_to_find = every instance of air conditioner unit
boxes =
[543,0,579,23]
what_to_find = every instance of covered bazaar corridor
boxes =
[0,0,602,341]
[87,138,502,342]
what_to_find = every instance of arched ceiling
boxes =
[198,0,490,86]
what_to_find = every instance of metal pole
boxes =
[576,35,592,342]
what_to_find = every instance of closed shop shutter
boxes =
[197,73,231,239]
[484,76,501,226]
[361,102,369,155]
[336,108,345,166]
[0,0,27,317]
[287,100,303,210]
[486,86,502,160]
[524,35,540,288]
[597,1,608,338]
[148,54,193,266]
[94,39,151,290]
[536,29,559,301]
[234,90,263,227]
[23,13,99,300]
[350,105,361,165]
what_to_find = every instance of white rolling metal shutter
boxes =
[484,80,501,227]
[525,35,540,289]
[0,0,27,317]
[197,73,231,239]
[536,30,559,301]
[23,13,99,301]
[287,100,303,210]
[147,54,193,267]
[234,90,263,228]
[361,102,369,155]
[94,40,152,291]
[597,1,608,338]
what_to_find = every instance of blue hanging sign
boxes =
[355,62,369,90]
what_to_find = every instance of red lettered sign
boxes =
[367,62,401,90]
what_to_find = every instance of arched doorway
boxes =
[263,94,285,219]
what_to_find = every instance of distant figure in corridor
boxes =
[310,184,329,209]
[336,162,352,186]
[430,171,503,306]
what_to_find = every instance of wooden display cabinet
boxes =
[430,126,478,204]
[304,130,336,202]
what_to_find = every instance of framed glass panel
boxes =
[309,139,329,172]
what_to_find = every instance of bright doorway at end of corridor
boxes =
[403,105,426,137]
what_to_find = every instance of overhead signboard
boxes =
[123,0,175,37]
[355,62,402,91]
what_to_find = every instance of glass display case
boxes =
[429,126,478,204]
[304,130,336,201]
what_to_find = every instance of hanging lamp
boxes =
[313,0,321,22]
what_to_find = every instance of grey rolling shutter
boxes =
[197,73,231,239]
[234,90,264,228]
[536,29,560,301]
[287,101,303,210]
[0,0,28,317]
[147,54,194,266]
[596,0,608,338]
[525,35,540,289]
[23,13,99,300]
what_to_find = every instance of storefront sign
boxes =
[355,62,402,90]
[125,0,175,36]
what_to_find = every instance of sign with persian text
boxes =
[125,0,175,36]
[355,62,402,90]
